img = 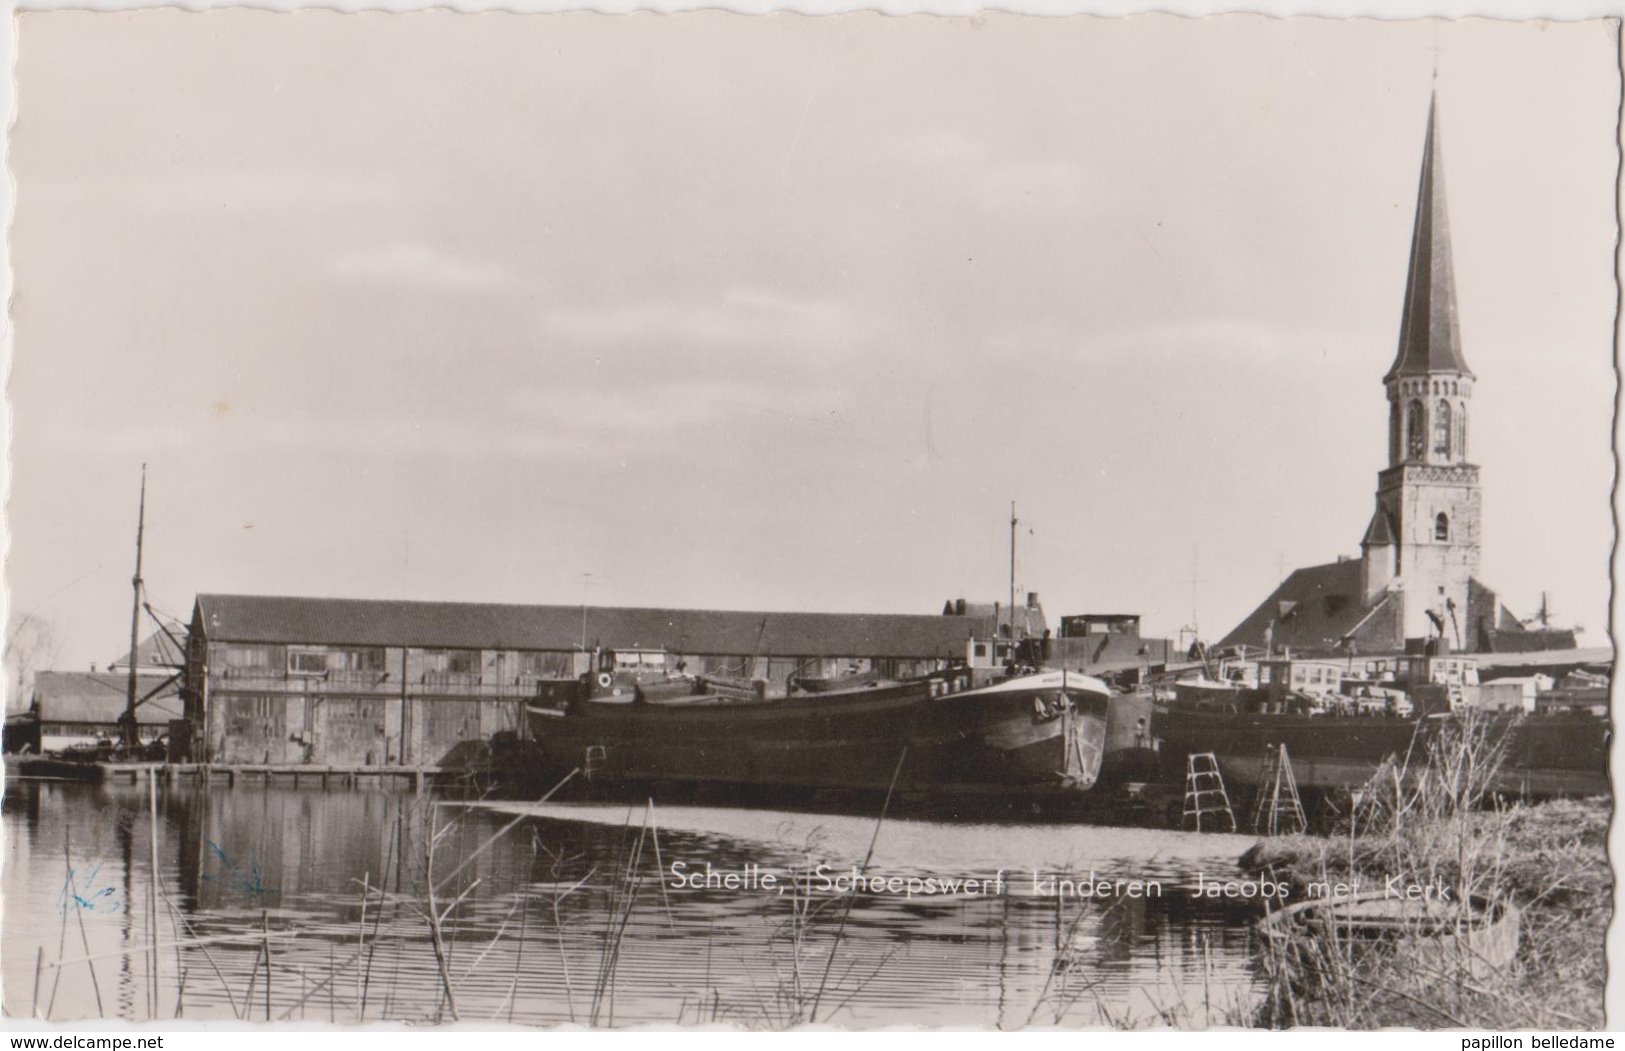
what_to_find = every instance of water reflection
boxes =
[4,781,1264,1027]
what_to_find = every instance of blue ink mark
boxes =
[59,861,120,915]
[203,841,274,897]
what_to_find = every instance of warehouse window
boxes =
[336,647,387,672]
[514,651,574,679]
[288,648,328,675]
[223,645,274,670]
[421,649,477,673]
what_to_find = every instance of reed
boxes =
[355,870,370,1016]
[45,840,72,1019]
[147,774,162,1020]
[422,805,463,1022]
[540,841,590,1024]
[60,835,105,1018]
[807,747,906,1024]
[589,805,651,1026]
[1241,708,1607,1029]
[31,945,44,1020]
[1022,878,1105,1026]
[504,833,537,1024]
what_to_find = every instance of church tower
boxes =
[1360,95,1482,648]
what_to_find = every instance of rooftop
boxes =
[32,671,181,725]
[195,593,1017,659]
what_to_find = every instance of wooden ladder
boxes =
[1183,752,1236,832]
[1251,742,1308,836]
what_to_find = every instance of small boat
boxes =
[1259,890,1520,983]
[526,656,1114,800]
[790,670,892,694]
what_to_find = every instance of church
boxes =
[1218,97,1571,659]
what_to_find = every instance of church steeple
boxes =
[1383,94,1475,471]
[1363,93,1483,644]
[1386,93,1473,383]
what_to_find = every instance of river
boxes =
[3,780,1269,1027]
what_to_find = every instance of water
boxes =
[3,781,1268,1027]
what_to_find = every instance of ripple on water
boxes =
[5,782,1264,1027]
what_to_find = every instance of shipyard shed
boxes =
[184,593,1015,769]
[26,670,182,753]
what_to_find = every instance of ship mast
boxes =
[124,464,147,749]
[1008,501,1018,645]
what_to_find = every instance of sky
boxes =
[5,12,1618,677]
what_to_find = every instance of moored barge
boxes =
[526,659,1116,802]
[1154,705,1608,798]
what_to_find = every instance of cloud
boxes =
[506,377,849,437]
[890,131,988,166]
[127,171,413,213]
[247,415,578,462]
[982,160,1085,210]
[538,287,869,354]
[889,133,1084,212]
[989,316,1364,365]
[324,242,512,291]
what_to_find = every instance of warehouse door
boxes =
[221,695,291,764]
[422,699,481,765]
[320,698,387,767]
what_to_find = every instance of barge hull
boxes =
[529,671,1111,797]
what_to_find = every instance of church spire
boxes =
[1385,93,1473,381]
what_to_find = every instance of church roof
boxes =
[1361,508,1396,547]
[1217,559,1401,656]
[1385,95,1474,382]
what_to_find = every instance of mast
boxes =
[124,464,147,749]
[579,572,592,652]
[1008,501,1018,644]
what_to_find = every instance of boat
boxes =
[1259,890,1520,984]
[525,655,1115,801]
[1153,703,1608,799]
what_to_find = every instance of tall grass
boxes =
[1242,709,1608,1029]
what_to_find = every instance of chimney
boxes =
[955,598,967,616]
[1026,592,1039,609]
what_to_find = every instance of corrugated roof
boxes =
[194,593,990,659]
[1386,95,1473,382]
[32,671,181,725]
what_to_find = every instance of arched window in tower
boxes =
[1456,402,1467,459]
[1435,513,1450,542]
[1433,399,1452,458]
[1406,400,1425,459]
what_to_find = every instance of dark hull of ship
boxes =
[1154,708,1608,798]
[526,671,1111,801]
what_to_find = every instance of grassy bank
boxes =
[1239,793,1609,1028]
